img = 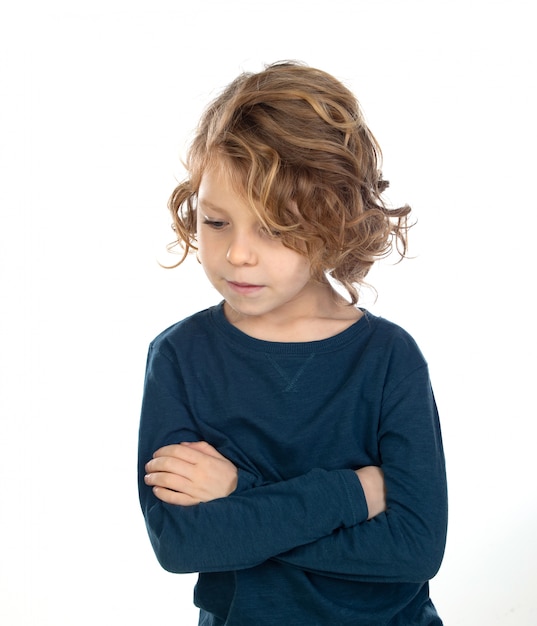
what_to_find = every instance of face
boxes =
[196,161,318,326]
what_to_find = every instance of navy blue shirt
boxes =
[138,303,447,625]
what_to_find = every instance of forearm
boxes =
[273,493,447,583]
[274,415,447,581]
[140,467,368,573]
[275,375,448,583]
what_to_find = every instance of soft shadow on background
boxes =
[1,1,535,624]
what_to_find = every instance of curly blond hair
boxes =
[167,61,411,305]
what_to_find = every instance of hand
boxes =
[355,466,386,520]
[145,441,238,506]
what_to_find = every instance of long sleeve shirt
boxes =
[138,303,448,625]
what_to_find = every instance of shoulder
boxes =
[361,311,428,371]
[363,311,421,347]
[149,304,220,356]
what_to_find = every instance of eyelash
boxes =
[260,226,282,239]
[202,218,281,239]
[203,219,228,230]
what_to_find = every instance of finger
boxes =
[153,441,225,461]
[153,443,210,464]
[152,486,199,506]
[150,447,204,473]
[145,471,191,493]
[153,444,197,461]
[145,456,181,474]
[154,443,224,466]
[145,455,196,481]
[182,441,226,460]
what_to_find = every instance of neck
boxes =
[224,283,362,342]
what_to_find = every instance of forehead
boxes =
[197,159,251,208]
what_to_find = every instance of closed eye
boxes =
[203,218,228,230]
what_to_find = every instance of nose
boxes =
[226,233,257,266]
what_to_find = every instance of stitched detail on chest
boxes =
[265,353,316,393]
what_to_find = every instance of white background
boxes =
[1,1,536,624]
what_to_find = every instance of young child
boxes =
[138,61,447,625]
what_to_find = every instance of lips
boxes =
[227,281,264,295]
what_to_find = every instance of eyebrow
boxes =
[197,199,229,214]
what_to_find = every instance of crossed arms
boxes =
[138,343,447,581]
[144,440,387,519]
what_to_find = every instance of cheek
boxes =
[196,233,223,269]
[195,227,210,255]
[197,243,212,267]
[276,249,311,278]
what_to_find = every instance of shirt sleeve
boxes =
[273,365,448,583]
[143,468,368,573]
[138,343,370,574]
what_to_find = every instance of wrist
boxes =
[355,466,386,520]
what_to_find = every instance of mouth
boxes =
[227,281,264,295]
